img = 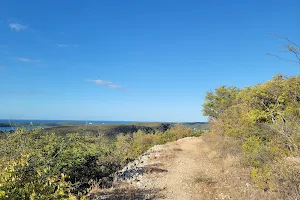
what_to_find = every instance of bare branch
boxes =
[294,52,300,60]
[277,49,290,53]
[268,33,300,65]
[269,32,300,48]
[267,53,300,65]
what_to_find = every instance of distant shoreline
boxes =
[0,120,134,128]
[0,120,207,127]
[0,120,208,132]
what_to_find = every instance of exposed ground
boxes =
[89,135,278,200]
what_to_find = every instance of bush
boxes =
[0,154,76,199]
[160,124,194,143]
[114,124,200,164]
[242,136,271,168]
[203,74,300,193]
[251,165,272,191]
[272,157,300,199]
[0,123,196,199]
[0,128,114,199]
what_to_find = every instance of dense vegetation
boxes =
[39,123,174,138]
[203,74,300,199]
[0,123,202,199]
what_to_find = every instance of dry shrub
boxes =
[223,154,240,168]
[272,157,300,200]
[209,120,226,136]
[202,132,241,159]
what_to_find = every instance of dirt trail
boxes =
[155,137,207,199]
[136,137,276,200]
[91,136,277,200]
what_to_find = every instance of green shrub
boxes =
[242,136,270,168]
[0,151,76,200]
[0,128,115,199]
[159,124,194,142]
[190,130,202,137]
[131,130,160,156]
[251,165,272,191]
[203,74,300,193]
[0,123,195,199]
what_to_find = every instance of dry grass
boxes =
[87,183,164,200]
[202,133,300,199]
[199,133,280,200]
[272,156,300,200]
[201,132,242,159]
[194,174,216,185]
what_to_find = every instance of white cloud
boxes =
[86,79,124,90]
[56,44,78,48]
[108,84,124,89]
[18,57,30,62]
[90,80,113,85]
[16,57,40,63]
[86,79,135,92]
[9,23,28,31]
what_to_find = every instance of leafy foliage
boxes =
[0,124,201,199]
[203,74,300,194]
[203,86,240,119]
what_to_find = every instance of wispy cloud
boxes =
[56,44,78,48]
[85,79,128,90]
[87,80,113,85]
[17,57,30,62]
[108,84,124,89]
[16,57,40,63]
[9,23,28,31]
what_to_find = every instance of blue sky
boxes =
[0,0,299,122]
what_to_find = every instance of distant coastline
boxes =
[0,120,134,131]
[0,120,208,132]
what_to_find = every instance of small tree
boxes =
[202,86,240,120]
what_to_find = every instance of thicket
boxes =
[34,123,173,138]
[0,124,201,199]
[203,74,300,198]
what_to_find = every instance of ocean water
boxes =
[0,126,48,132]
[0,119,134,131]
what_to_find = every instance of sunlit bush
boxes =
[203,74,300,192]
[0,123,198,199]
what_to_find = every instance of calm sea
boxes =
[0,120,134,131]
